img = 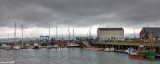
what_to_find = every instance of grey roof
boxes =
[98,28,123,30]
[144,27,160,38]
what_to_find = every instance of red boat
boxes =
[128,54,144,59]
[128,50,144,59]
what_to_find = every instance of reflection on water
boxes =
[0,48,159,64]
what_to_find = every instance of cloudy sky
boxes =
[0,0,160,38]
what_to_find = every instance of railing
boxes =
[82,39,91,47]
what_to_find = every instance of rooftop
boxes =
[98,28,124,30]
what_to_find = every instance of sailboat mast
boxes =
[89,26,91,37]
[68,28,70,42]
[21,24,23,47]
[73,28,74,43]
[73,28,74,40]
[14,22,16,43]
[8,34,9,43]
[56,26,57,39]
[49,26,50,40]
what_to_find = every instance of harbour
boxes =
[1,0,160,64]
[0,48,160,64]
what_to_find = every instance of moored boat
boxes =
[67,43,81,48]
[33,43,41,49]
[104,48,110,52]
[128,50,144,59]
[13,45,20,50]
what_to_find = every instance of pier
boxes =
[91,42,160,53]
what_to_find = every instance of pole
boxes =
[21,24,23,47]
[14,22,16,43]
[56,26,57,39]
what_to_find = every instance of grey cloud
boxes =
[0,0,160,28]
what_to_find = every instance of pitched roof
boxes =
[98,28,123,30]
[143,27,160,38]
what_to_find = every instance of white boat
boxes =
[110,48,115,52]
[5,45,12,50]
[104,48,110,52]
[52,44,58,48]
[67,43,81,48]
[104,48,115,52]
[13,45,20,50]
[33,43,41,49]
[1,44,7,49]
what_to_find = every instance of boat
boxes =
[128,50,144,59]
[21,43,30,49]
[137,44,155,59]
[110,47,115,52]
[123,47,134,54]
[52,44,59,48]
[33,43,41,49]
[1,44,7,49]
[13,45,20,50]
[115,50,123,53]
[104,47,115,52]
[5,45,12,50]
[66,43,81,48]
[155,54,160,59]
[104,48,110,52]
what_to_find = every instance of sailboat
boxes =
[66,28,80,48]
[47,26,52,49]
[13,22,20,50]
[52,26,59,48]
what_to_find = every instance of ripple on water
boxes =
[0,48,159,64]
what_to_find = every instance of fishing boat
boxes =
[137,40,155,59]
[128,50,145,59]
[137,47,155,59]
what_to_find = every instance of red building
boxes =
[140,27,160,40]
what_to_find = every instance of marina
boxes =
[0,48,160,64]
[0,0,160,64]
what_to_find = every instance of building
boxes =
[140,27,160,40]
[97,28,124,40]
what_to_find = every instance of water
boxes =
[0,48,159,64]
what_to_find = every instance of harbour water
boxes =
[0,48,159,64]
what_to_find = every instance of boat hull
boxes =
[67,46,81,48]
[139,51,155,59]
[34,46,39,49]
[128,54,144,59]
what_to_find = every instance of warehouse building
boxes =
[97,28,124,40]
